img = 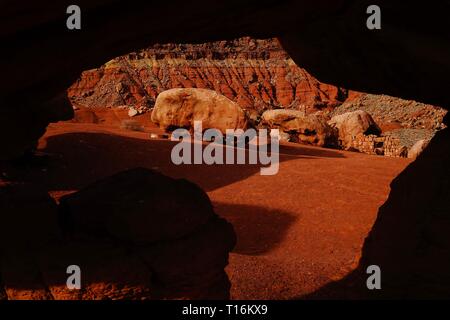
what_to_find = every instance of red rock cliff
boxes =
[68,37,348,113]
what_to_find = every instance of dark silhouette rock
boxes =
[59,167,215,244]
[56,167,236,299]
[0,168,235,300]
[0,182,60,252]
[361,127,450,298]
[36,241,153,300]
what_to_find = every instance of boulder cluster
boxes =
[260,109,425,158]
[151,88,430,158]
[260,109,337,147]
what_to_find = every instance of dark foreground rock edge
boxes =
[0,167,236,300]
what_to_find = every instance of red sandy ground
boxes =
[34,108,411,299]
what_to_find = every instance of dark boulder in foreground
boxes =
[56,167,236,299]
[59,167,215,244]
[0,168,235,300]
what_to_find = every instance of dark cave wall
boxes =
[360,126,450,298]
[2,0,449,159]
[1,0,450,299]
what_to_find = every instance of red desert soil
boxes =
[33,110,411,300]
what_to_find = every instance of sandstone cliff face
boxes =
[68,37,348,113]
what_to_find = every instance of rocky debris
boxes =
[333,93,447,131]
[259,108,426,158]
[260,109,337,147]
[325,110,435,158]
[128,107,138,117]
[1,253,53,300]
[68,37,347,113]
[126,105,150,117]
[1,241,153,300]
[382,128,435,150]
[408,139,430,159]
[360,128,450,298]
[348,134,408,158]
[36,241,153,300]
[330,94,445,157]
[382,138,408,158]
[328,110,381,150]
[151,88,248,133]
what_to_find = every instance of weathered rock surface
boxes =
[333,94,446,132]
[328,110,381,150]
[151,88,247,133]
[407,139,430,159]
[261,109,336,147]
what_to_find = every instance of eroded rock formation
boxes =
[329,110,381,150]
[68,38,347,113]
[261,109,336,147]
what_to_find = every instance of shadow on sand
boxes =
[0,131,350,299]
[4,131,345,193]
